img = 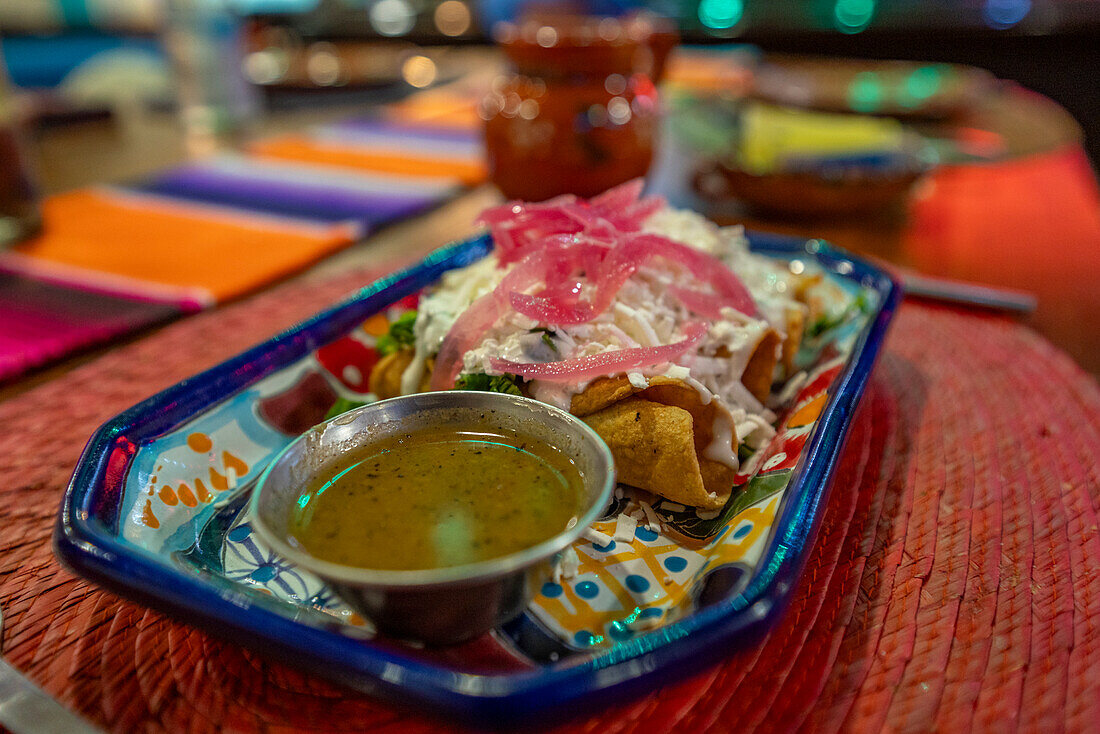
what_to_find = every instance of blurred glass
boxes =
[163,0,261,157]
[0,49,41,248]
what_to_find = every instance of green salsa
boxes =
[289,424,586,571]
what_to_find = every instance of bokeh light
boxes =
[607,96,631,125]
[243,49,286,85]
[847,71,884,113]
[306,43,342,86]
[518,98,539,120]
[433,0,472,36]
[369,0,416,37]
[402,55,437,88]
[536,25,559,47]
[983,0,1031,29]
[898,65,945,108]
[833,0,875,33]
[698,0,743,31]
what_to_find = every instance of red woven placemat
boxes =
[1,262,1098,733]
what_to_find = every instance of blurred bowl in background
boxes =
[751,55,999,121]
[695,155,928,221]
[681,98,936,220]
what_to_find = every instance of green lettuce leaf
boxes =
[324,397,368,421]
[376,311,417,356]
[454,373,525,396]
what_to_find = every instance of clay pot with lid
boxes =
[480,12,675,202]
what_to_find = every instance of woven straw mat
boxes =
[0,261,1098,734]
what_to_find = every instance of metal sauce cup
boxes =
[248,392,615,645]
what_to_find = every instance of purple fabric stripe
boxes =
[134,165,443,227]
[0,272,180,383]
[2,114,474,383]
[326,117,480,144]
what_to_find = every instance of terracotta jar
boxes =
[481,12,673,202]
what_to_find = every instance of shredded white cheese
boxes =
[583,527,613,547]
[613,512,638,542]
[639,502,662,533]
[553,546,580,583]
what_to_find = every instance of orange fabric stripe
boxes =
[664,54,753,94]
[383,90,481,129]
[249,136,486,185]
[14,189,354,302]
[384,105,482,130]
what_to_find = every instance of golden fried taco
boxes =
[570,376,741,509]
[381,182,820,510]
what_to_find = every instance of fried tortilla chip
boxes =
[781,304,805,377]
[574,319,782,412]
[582,397,734,510]
[569,375,638,417]
[741,328,782,404]
[370,351,410,399]
[574,376,739,510]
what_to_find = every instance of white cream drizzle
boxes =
[703,409,740,470]
[677,374,714,406]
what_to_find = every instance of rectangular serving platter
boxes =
[56,229,900,725]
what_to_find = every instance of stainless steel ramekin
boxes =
[248,391,615,645]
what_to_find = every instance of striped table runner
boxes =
[0,47,759,384]
[0,90,487,383]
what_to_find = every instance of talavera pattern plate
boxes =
[57,230,900,724]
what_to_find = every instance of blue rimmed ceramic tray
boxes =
[56,230,900,725]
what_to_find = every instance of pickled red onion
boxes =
[590,178,664,225]
[478,179,664,265]
[524,232,757,326]
[510,292,595,324]
[590,178,644,212]
[438,183,758,388]
[507,240,606,323]
[669,287,727,320]
[430,252,546,390]
[490,321,708,382]
[609,234,757,317]
[430,290,507,391]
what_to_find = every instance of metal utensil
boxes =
[900,271,1038,314]
[0,600,103,733]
